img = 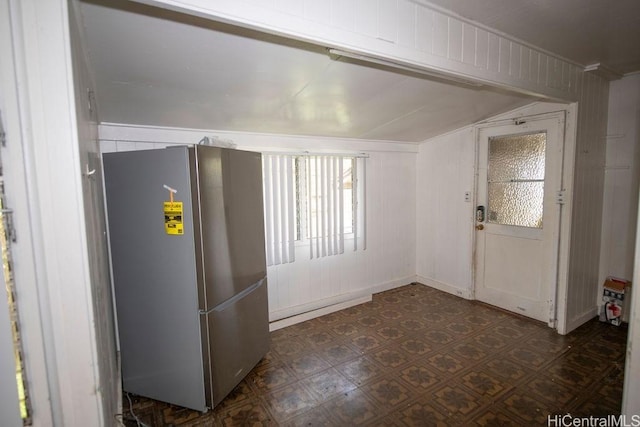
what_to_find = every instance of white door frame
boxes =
[1,0,54,424]
[472,106,576,334]
[1,0,106,424]
[0,254,22,427]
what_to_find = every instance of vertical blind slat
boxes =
[279,156,288,262]
[338,158,344,254]
[263,154,299,266]
[325,157,331,256]
[315,157,322,257]
[335,157,340,254]
[263,155,273,266]
[361,158,367,250]
[353,158,358,251]
[287,157,295,261]
[326,156,333,256]
[271,155,281,265]
[313,156,319,259]
[332,157,339,255]
[317,157,327,256]
[263,153,366,265]
[305,157,316,259]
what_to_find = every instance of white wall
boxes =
[268,151,417,321]
[69,1,120,422]
[146,0,612,335]
[0,0,108,425]
[565,73,610,332]
[599,75,640,289]
[99,124,417,324]
[0,0,616,423]
[416,102,570,299]
[415,99,613,334]
[624,95,640,410]
[416,127,475,297]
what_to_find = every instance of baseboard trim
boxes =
[416,276,473,300]
[269,296,371,331]
[563,307,598,335]
[268,276,414,331]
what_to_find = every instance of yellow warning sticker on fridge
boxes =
[164,201,184,235]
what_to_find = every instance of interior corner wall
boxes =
[415,126,475,297]
[599,74,640,296]
[415,96,613,335]
[69,1,119,424]
[564,73,610,332]
[415,102,571,301]
[267,150,417,321]
[99,125,417,323]
[623,79,640,410]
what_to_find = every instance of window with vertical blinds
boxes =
[262,153,366,266]
[262,154,297,266]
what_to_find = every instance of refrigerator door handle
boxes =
[198,276,267,315]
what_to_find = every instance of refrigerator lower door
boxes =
[204,277,270,407]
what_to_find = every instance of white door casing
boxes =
[0,250,22,427]
[474,115,564,325]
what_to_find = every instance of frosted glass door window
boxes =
[487,132,546,228]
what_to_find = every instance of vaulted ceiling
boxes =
[78,0,640,143]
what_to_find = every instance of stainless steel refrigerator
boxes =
[103,145,269,412]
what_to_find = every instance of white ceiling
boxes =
[78,0,537,143]
[426,0,640,76]
[78,0,640,143]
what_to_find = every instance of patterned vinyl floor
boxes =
[120,283,628,426]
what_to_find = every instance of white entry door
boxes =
[474,115,564,325]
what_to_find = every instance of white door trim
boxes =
[0,0,54,424]
[1,0,106,424]
[0,251,21,427]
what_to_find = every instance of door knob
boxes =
[476,224,484,230]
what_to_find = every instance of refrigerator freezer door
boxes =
[103,147,208,412]
[194,146,267,309]
[205,278,270,407]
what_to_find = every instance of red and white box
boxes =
[599,277,631,326]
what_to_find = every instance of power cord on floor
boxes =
[113,393,150,427]
[127,393,150,427]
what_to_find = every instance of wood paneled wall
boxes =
[69,3,119,423]
[565,74,609,331]
[417,93,610,335]
[148,0,583,100]
[599,75,640,297]
[415,127,474,298]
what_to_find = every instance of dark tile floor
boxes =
[120,283,628,426]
